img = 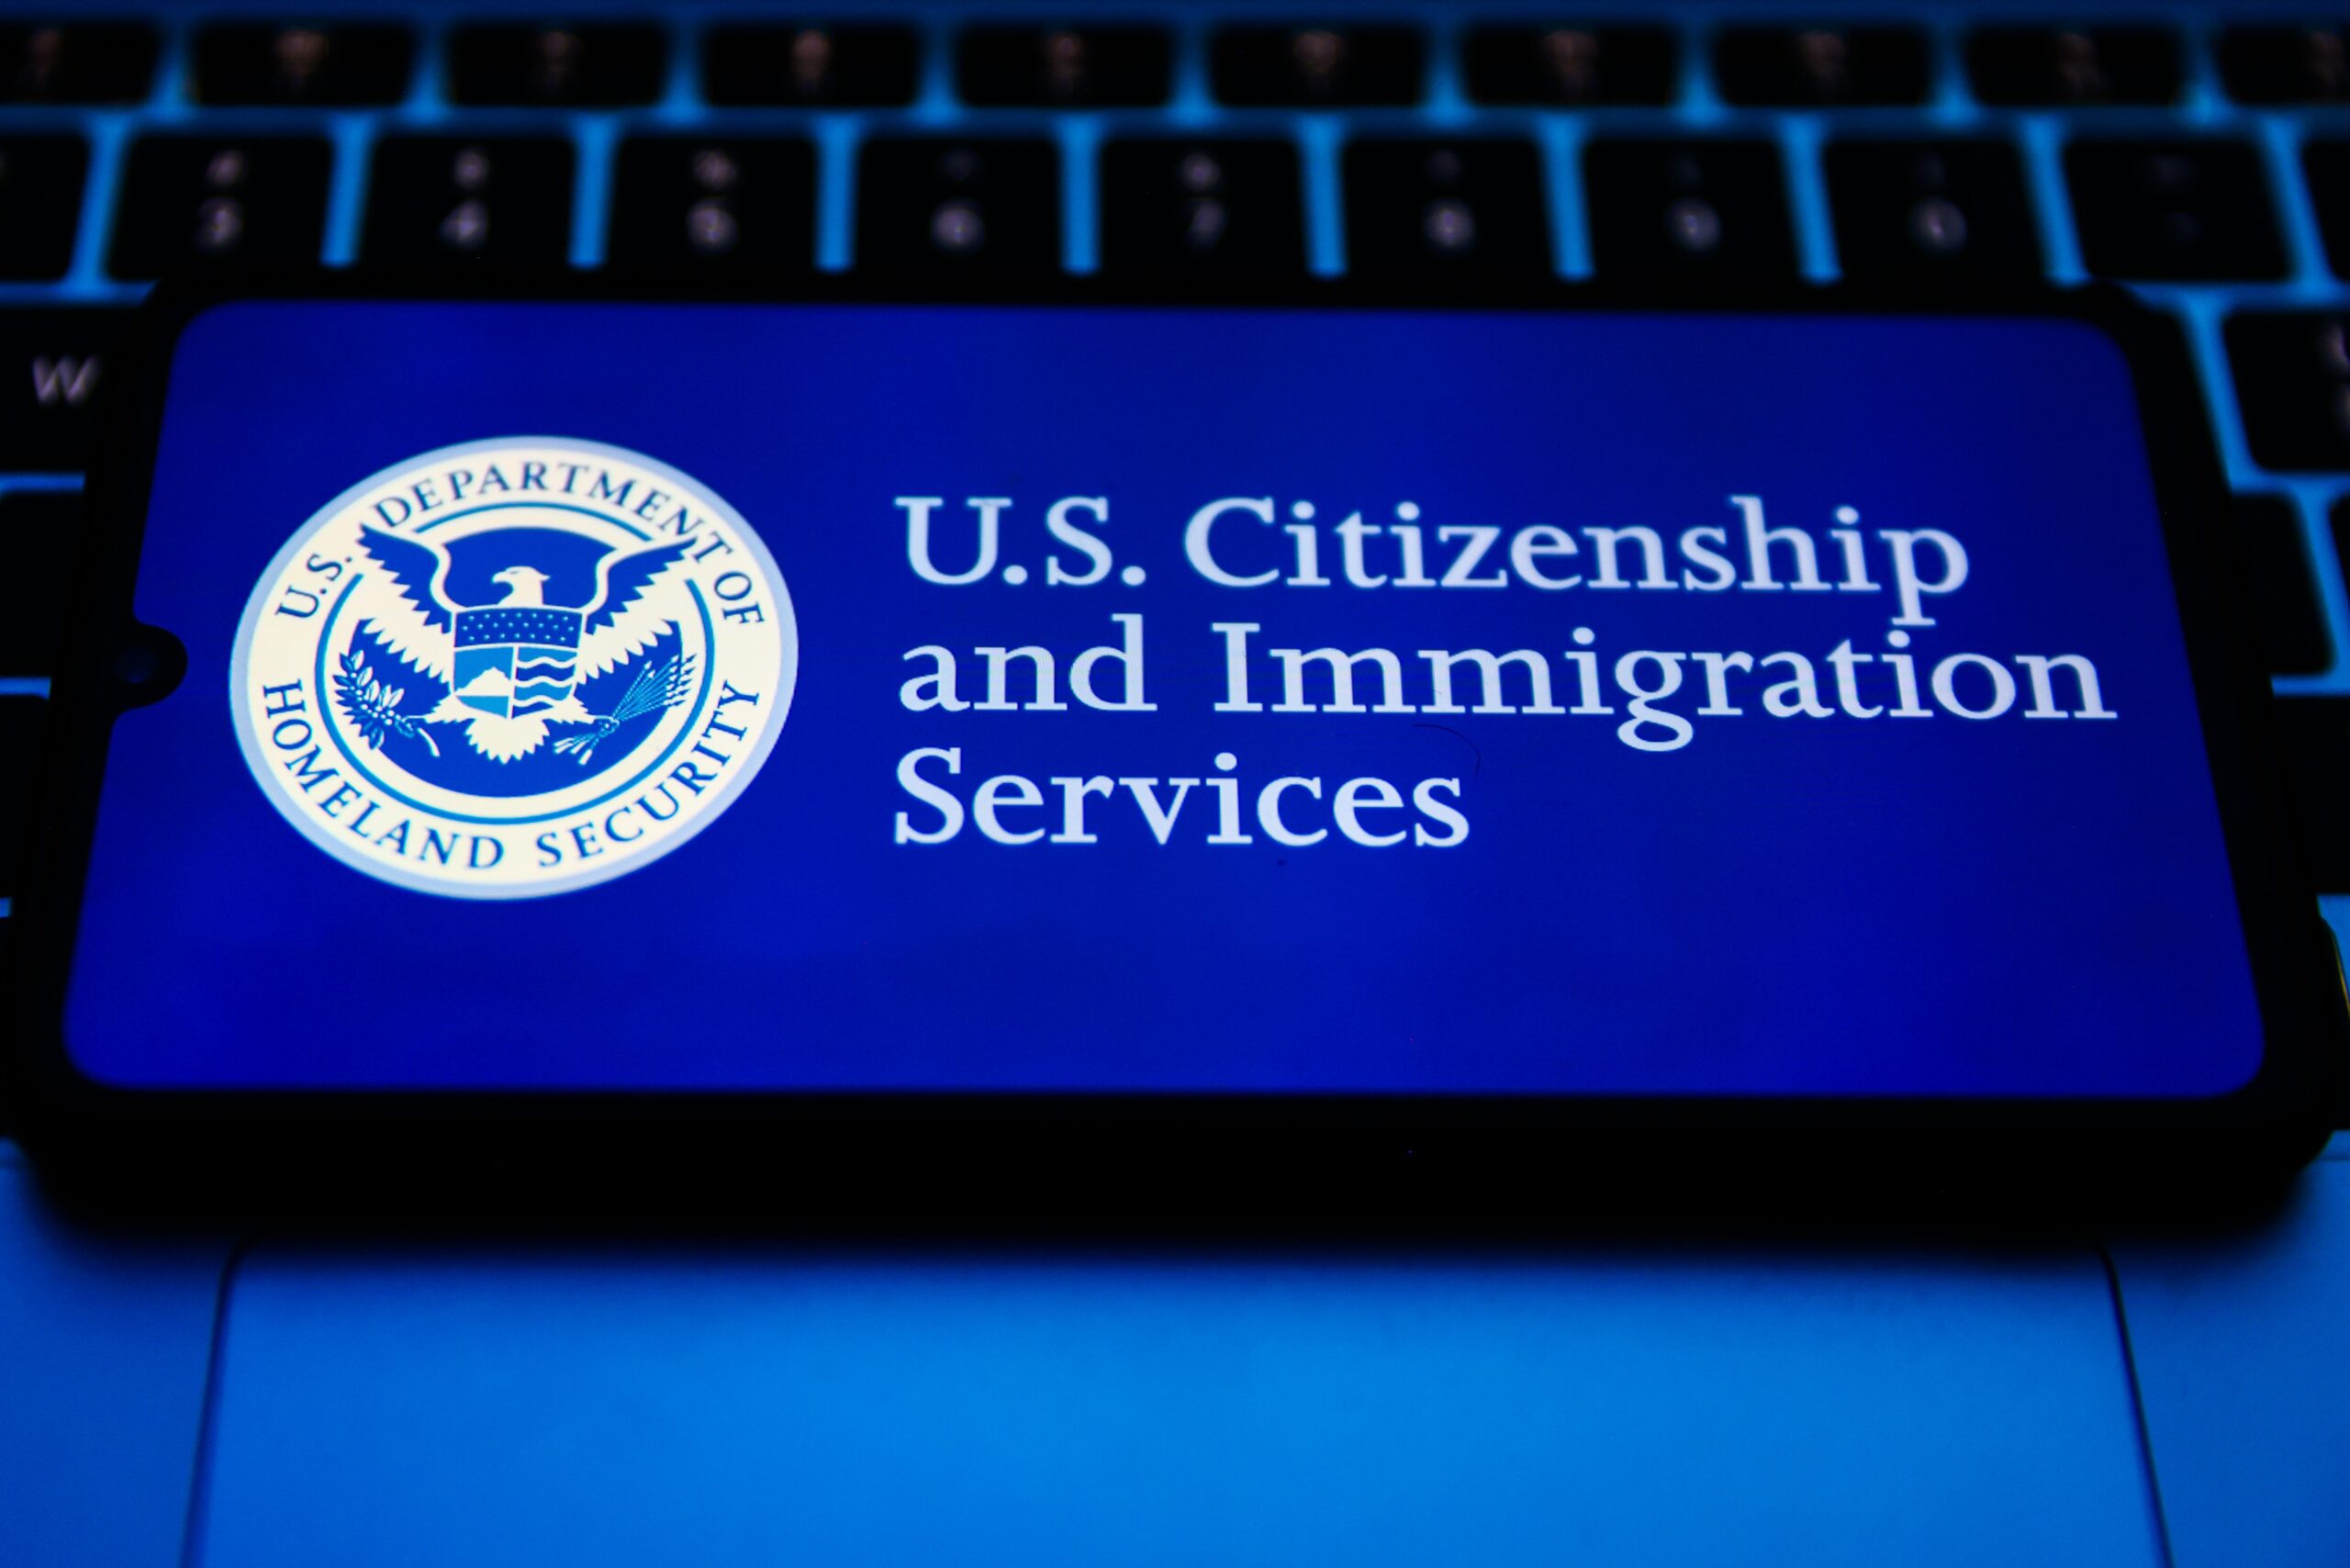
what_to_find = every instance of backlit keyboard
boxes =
[7,5,2350,969]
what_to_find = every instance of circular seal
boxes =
[231,437,795,899]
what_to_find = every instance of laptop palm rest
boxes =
[187,1242,2165,1566]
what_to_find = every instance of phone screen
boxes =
[62,297,2263,1098]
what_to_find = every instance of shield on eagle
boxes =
[451,603,586,719]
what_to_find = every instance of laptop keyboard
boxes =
[6,6,2350,970]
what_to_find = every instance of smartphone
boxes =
[6,278,2341,1200]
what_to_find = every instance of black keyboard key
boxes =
[857,139,1058,279]
[1714,26,1930,106]
[2227,313,2350,471]
[1584,140,1795,281]
[2065,140,2285,282]
[364,138,574,272]
[192,22,415,106]
[1211,24,1423,106]
[2220,26,2350,105]
[702,23,919,107]
[0,22,155,103]
[1343,139,1549,283]
[0,696,44,897]
[1825,140,2038,281]
[0,308,129,470]
[1100,139,1303,280]
[0,492,75,677]
[1967,27,2180,106]
[2301,141,2350,279]
[1460,24,1675,106]
[959,26,1169,106]
[0,136,86,281]
[2235,495,2332,676]
[108,135,330,278]
[447,23,665,106]
[609,138,814,274]
[2269,698,2350,889]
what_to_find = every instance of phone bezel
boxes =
[6,273,2341,1204]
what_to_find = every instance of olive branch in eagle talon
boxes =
[332,648,442,756]
[552,653,697,765]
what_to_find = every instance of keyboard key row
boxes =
[16,20,2350,108]
[45,134,1684,281]
[41,129,2340,286]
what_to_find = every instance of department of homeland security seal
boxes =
[231,438,795,898]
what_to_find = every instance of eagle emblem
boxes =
[236,438,795,899]
[343,524,698,766]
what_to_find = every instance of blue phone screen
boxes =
[64,299,2263,1096]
